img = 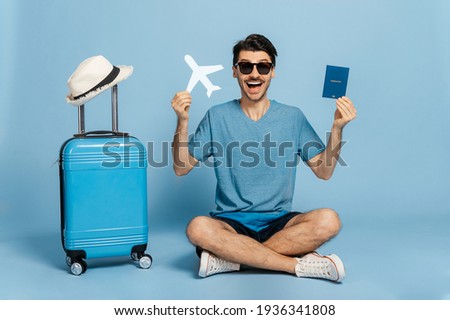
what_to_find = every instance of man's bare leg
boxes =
[263,208,341,256]
[186,216,297,274]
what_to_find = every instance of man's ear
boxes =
[232,66,237,78]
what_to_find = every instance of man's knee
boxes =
[185,216,214,246]
[313,208,342,239]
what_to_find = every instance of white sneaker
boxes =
[198,250,240,277]
[295,251,345,282]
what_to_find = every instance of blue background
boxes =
[1,0,449,299]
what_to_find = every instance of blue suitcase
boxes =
[59,85,152,275]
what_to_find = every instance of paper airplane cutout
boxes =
[185,54,223,98]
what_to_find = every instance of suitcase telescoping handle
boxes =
[76,85,127,137]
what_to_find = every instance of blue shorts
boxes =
[214,211,302,243]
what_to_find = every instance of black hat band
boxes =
[73,66,120,100]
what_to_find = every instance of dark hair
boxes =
[233,34,278,67]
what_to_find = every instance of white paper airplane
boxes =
[185,54,223,98]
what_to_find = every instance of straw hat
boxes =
[66,55,133,106]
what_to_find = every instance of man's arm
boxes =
[171,91,198,176]
[307,97,357,180]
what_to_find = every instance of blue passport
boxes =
[322,65,349,99]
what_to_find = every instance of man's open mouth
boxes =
[246,80,263,89]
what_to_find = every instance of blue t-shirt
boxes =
[188,99,325,231]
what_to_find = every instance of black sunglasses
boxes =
[235,62,273,75]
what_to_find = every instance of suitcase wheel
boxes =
[131,251,152,269]
[131,251,140,261]
[69,259,87,276]
[65,256,72,267]
[138,254,152,269]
